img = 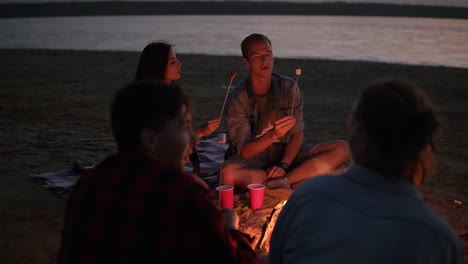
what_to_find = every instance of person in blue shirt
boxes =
[269,79,463,264]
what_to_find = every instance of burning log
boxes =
[256,200,287,253]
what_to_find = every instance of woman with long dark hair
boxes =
[135,41,221,175]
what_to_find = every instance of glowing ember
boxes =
[274,199,287,210]
[257,199,288,253]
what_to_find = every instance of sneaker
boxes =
[264,177,291,189]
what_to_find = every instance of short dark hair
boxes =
[348,79,440,177]
[241,33,272,59]
[111,80,189,150]
[134,41,172,81]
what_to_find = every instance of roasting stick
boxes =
[290,68,301,115]
[219,72,238,120]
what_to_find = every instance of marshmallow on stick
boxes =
[291,68,301,115]
[219,72,237,120]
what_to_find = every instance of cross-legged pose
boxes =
[221,33,350,189]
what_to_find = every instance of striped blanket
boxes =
[30,138,228,198]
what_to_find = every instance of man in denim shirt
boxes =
[269,80,463,264]
[221,33,351,189]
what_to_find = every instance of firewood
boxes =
[256,200,287,253]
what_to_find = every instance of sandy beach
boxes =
[0,49,466,262]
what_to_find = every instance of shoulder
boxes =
[179,171,212,198]
[272,73,296,86]
[272,73,298,96]
[272,175,341,239]
[229,79,248,97]
[282,174,344,214]
[293,174,344,197]
[294,172,462,251]
[231,78,248,94]
[415,204,463,248]
[228,79,250,104]
[289,174,341,206]
[76,153,118,185]
[397,206,463,260]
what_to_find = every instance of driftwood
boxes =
[256,200,287,253]
[236,188,292,252]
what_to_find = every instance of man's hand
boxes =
[266,165,286,179]
[272,116,296,139]
[196,118,221,138]
[191,174,209,189]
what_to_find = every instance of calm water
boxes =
[1,15,467,68]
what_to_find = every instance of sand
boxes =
[0,49,466,263]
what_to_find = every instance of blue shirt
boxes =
[270,165,463,264]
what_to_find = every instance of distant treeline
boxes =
[0,1,467,19]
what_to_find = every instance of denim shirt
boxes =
[269,165,464,264]
[224,73,305,156]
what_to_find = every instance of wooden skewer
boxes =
[219,72,237,185]
[290,68,301,116]
[219,72,237,120]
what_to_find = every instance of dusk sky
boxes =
[1,0,468,8]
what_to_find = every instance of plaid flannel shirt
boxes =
[58,149,257,264]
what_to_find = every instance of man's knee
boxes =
[332,139,349,150]
[334,140,351,158]
[220,161,243,185]
[318,140,349,155]
[301,140,350,163]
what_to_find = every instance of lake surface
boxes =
[1,15,467,68]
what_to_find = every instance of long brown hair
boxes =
[134,41,172,81]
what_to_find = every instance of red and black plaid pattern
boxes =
[58,149,257,264]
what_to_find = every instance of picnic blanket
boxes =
[184,137,228,177]
[30,159,93,198]
[30,138,228,198]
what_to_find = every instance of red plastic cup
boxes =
[247,183,265,210]
[216,185,234,209]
